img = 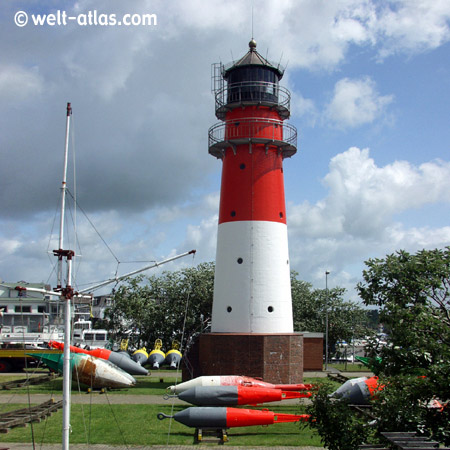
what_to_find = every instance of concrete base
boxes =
[194,333,303,384]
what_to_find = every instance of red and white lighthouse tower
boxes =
[194,41,303,384]
[209,39,297,333]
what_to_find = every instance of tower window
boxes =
[231,210,236,217]
[279,212,284,218]
[237,258,243,264]
[227,306,232,313]
[240,163,246,170]
[268,306,274,313]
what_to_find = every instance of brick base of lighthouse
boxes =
[188,333,303,384]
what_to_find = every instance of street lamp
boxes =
[325,271,330,371]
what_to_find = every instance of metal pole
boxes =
[57,103,73,450]
[57,103,72,289]
[62,291,71,450]
[79,249,196,294]
[325,271,330,371]
[62,251,74,450]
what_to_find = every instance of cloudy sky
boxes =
[1,0,449,301]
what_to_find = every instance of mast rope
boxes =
[104,390,131,449]
[18,294,37,450]
[65,190,120,265]
[9,319,59,450]
[73,362,92,445]
[46,196,60,285]
[71,113,77,264]
[165,250,196,445]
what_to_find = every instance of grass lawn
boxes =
[328,362,369,372]
[0,372,325,446]
[1,404,323,447]
[0,373,335,446]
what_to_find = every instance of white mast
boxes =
[57,103,72,289]
[52,103,196,449]
[54,102,73,450]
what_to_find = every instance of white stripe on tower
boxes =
[212,220,293,333]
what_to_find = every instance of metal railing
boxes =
[215,82,291,118]
[209,117,297,147]
[208,117,297,159]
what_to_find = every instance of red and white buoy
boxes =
[209,40,297,333]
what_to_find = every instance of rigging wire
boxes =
[71,112,77,266]
[10,286,66,449]
[13,293,37,450]
[68,115,85,291]
[46,195,61,286]
[65,190,120,265]
[73,362,91,446]
[88,371,94,449]
[38,356,58,450]
[104,391,131,450]
[165,251,196,446]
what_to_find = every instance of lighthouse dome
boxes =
[223,41,284,81]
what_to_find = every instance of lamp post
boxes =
[325,271,330,371]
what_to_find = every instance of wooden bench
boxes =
[380,431,450,450]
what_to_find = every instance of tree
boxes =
[357,247,450,444]
[105,265,371,362]
[291,272,370,357]
[105,262,214,352]
[305,381,373,450]
[306,248,450,449]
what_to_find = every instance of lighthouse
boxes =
[196,40,303,384]
[209,39,297,333]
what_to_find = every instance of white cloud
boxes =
[250,0,450,69]
[289,90,318,125]
[387,224,450,249]
[182,215,218,262]
[0,64,43,101]
[375,0,450,58]
[260,0,376,69]
[287,147,450,295]
[0,238,22,258]
[324,77,394,128]
[290,147,450,238]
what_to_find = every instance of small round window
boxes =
[227,306,232,313]
[237,258,243,264]
[268,306,274,313]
